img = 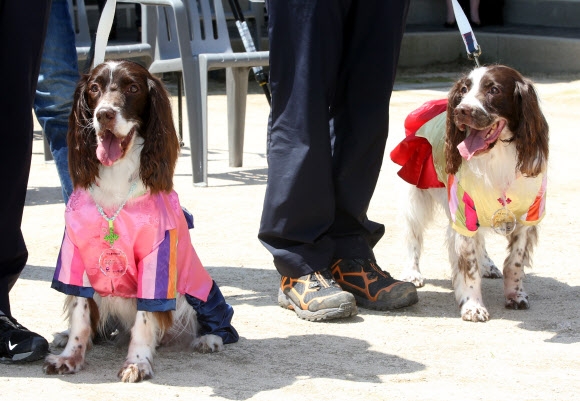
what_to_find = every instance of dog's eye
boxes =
[460,86,468,94]
[90,84,99,93]
[489,86,500,95]
[128,84,139,94]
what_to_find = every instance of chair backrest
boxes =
[68,0,92,47]
[155,0,233,62]
[68,0,153,66]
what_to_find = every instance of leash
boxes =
[450,0,482,67]
[226,0,271,105]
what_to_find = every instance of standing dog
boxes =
[391,65,549,322]
[43,61,238,382]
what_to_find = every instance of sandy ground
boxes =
[1,64,579,401]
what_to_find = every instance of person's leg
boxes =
[327,0,418,310]
[0,0,51,316]
[258,0,356,321]
[329,0,409,259]
[445,0,456,25]
[470,0,481,24]
[34,0,79,203]
[259,0,344,277]
[0,0,51,363]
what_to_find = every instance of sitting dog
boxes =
[391,65,549,322]
[43,60,238,382]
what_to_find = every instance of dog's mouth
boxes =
[96,128,135,166]
[457,119,507,160]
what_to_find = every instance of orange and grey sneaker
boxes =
[331,259,418,310]
[278,269,358,321]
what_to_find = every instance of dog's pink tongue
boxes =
[457,128,489,161]
[96,131,122,166]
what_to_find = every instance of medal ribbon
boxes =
[92,181,137,247]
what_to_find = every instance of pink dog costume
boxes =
[52,189,238,344]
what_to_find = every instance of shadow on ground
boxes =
[21,263,580,346]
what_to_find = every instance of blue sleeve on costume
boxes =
[137,298,177,312]
[182,207,194,229]
[185,281,239,344]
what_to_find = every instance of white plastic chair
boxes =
[94,0,269,186]
[68,0,153,67]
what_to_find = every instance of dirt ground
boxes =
[1,64,579,401]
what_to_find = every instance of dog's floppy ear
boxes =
[67,74,100,190]
[514,79,549,177]
[139,73,180,193]
[445,78,465,175]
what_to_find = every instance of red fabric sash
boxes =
[390,99,448,189]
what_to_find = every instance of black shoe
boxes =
[278,269,358,321]
[0,315,48,363]
[444,21,457,29]
[331,259,419,311]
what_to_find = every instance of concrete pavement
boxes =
[2,64,580,400]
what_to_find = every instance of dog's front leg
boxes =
[448,229,490,322]
[118,310,156,383]
[479,236,503,279]
[400,187,438,287]
[44,296,94,374]
[503,225,537,309]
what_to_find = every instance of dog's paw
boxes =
[481,259,502,279]
[43,353,84,375]
[51,330,70,348]
[400,269,425,288]
[505,291,530,310]
[460,300,490,322]
[193,334,224,354]
[118,360,153,383]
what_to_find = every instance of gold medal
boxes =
[491,208,516,235]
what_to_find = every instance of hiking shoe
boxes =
[331,259,419,310]
[0,315,49,363]
[278,270,358,321]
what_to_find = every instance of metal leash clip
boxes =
[467,46,482,67]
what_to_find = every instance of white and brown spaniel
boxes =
[43,60,238,382]
[391,64,549,322]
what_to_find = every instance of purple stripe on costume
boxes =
[154,231,171,299]
[54,247,63,281]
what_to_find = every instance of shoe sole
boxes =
[278,289,358,321]
[349,283,419,311]
[0,338,48,363]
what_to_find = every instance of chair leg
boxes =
[226,67,249,168]
[177,71,184,147]
[169,2,207,186]
[43,135,53,162]
[178,56,207,185]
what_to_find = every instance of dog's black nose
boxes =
[96,107,116,123]
[454,104,472,117]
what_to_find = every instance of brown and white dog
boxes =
[43,60,238,382]
[391,65,549,322]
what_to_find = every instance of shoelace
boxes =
[309,271,337,289]
[361,260,393,280]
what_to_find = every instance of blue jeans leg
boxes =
[34,0,79,204]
